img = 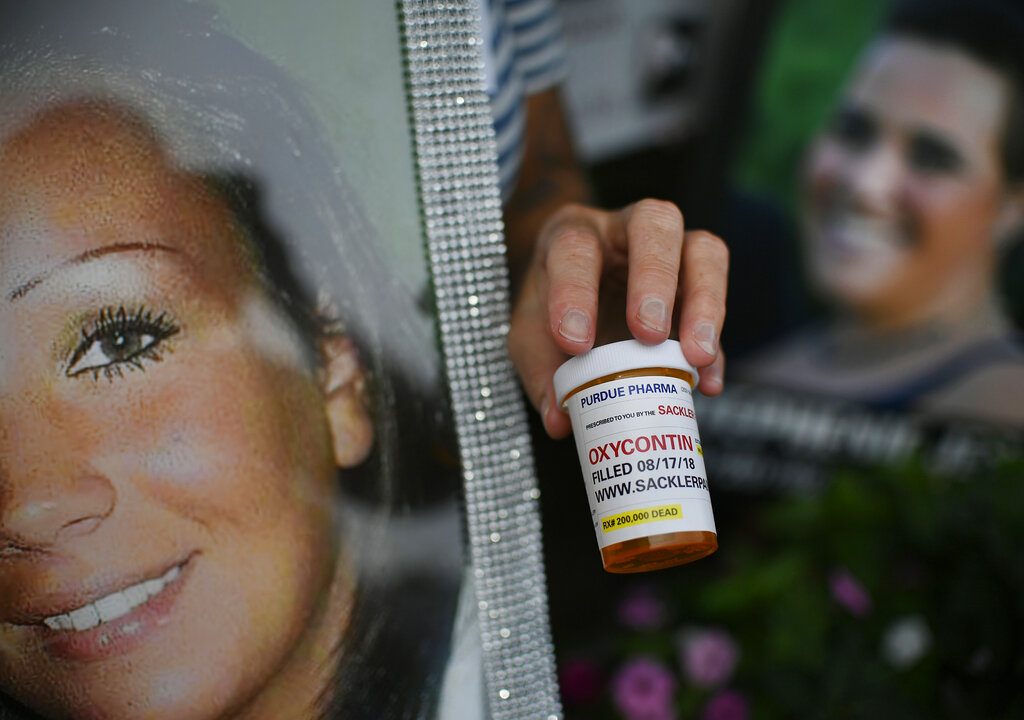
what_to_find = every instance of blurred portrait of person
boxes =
[743,0,1024,428]
[0,2,463,719]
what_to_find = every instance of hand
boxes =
[508,199,728,438]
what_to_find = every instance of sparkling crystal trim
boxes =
[398,2,561,718]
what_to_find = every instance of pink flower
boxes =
[618,584,668,630]
[559,658,604,706]
[678,628,740,688]
[701,690,749,720]
[611,656,676,720]
[829,567,872,617]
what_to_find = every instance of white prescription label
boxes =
[564,375,716,549]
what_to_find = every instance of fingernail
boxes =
[558,308,591,343]
[637,297,669,334]
[693,321,717,356]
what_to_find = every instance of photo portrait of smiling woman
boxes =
[0,2,466,719]
[743,0,1024,427]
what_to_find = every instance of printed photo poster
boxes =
[0,2,466,719]
[692,11,1024,494]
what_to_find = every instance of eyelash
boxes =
[66,305,180,381]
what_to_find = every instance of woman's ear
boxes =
[320,334,374,468]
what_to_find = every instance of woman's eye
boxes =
[66,306,179,379]
[908,132,963,175]
[830,107,876,152]
[69,330,157,375]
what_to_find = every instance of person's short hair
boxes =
[885,0,1024,184]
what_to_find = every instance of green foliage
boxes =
[725,458,1024,718]
[564,457,1024,719]
[735,0,887,214]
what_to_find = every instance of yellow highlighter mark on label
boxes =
[601,504,683,533]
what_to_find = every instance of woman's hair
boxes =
[884,0,1024,184]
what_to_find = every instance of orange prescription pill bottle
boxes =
[554,339,718,573]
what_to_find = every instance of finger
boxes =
[508,271,574,438]
[542,389,572,438]
[677,230,729,369]
[696,347,726,396]
[544,212,604,355]
[620,199,685,343]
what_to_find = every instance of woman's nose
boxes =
[845,143,904,216]
[1,468,116,552]
[1,380,119,551]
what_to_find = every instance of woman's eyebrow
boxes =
[7,242,182,302]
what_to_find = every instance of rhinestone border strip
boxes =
[398,2,562,719]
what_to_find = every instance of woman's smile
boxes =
[816,210,912,256]
[8,552,199,662]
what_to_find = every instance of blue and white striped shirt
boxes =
[480,0,567,199]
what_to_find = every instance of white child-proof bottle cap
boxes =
[553,339,700,407]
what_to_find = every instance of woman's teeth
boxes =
[42,564,182,631]
[826,215,905,250]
